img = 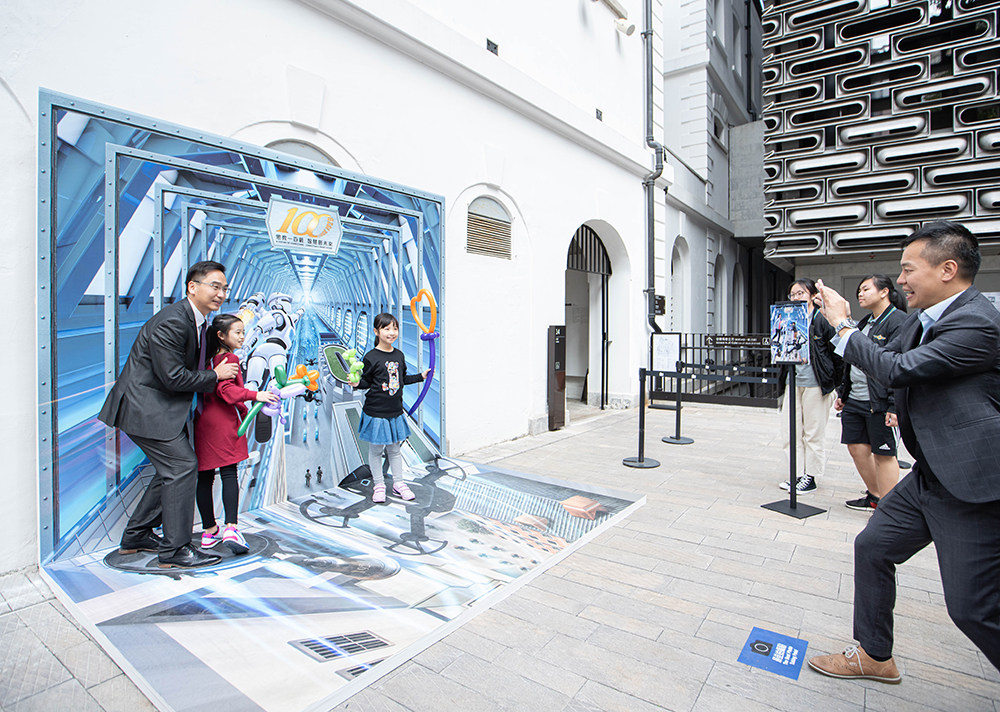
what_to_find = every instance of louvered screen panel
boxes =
[467,213,512,259]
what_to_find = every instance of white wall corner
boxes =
[286,65,325,128]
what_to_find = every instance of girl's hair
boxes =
[206,313,244,361]
[789,277,818,297]
[858,273,907,312]
[372,312,400,348]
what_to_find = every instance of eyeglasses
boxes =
[194,281,230,295]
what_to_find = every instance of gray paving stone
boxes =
[462,608,554,654]
[0,574,47,612]
[379,662,505,712]
[515,581,589,615]
[86,674,157,712]
[578,604,662,640]
[0,622,72,707]
[15,602,89,652]
[334,686,413,711]
[52,639,121,690]
[492,592,599,641]
[707,662,864,712]
[443,627,508,662]
[410,640,464,673]
[6,679,101,712]
[493,648,586,698]
[586,624,716,682]
[439,650,570,712]
[538,632,703,710]
[567,679,674,712]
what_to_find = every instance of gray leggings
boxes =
[368,441,402,486]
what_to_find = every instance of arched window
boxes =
[670,237,691,332]
[265,139,339,167]
[467,196,511,259]
[714,253,728,333]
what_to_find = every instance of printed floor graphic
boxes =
[42,458,643,712]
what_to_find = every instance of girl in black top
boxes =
[350,313,428,503]
[834,274,908,511]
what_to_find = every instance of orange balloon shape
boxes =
[410,288,437,334]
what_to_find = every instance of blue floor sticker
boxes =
[738,627,809,680]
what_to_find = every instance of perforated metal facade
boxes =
[763,0,1000,259]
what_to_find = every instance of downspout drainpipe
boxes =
[643,0,664,334]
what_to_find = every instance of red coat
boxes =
[194,352,258,470]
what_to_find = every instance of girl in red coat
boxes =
[194,314,277,554]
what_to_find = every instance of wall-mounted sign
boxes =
[705,334,771,348]
[265,196,342,255]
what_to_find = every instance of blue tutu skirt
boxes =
[358,412,411,445]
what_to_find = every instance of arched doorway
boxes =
[565,225,612,409]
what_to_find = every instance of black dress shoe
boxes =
[157,544,221,569]
[119,530,162,554]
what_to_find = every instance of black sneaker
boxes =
[846,492,879,511]
[779,475,816,493]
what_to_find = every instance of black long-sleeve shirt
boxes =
[356,347,424,418]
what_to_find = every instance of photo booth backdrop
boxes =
[39,90,445,563]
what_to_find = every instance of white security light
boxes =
[616,17,636,35]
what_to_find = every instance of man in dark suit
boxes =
[810,221,1000,682]
[100,260,240,568]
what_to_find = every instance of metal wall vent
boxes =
[787,0,864,30]
[788,100,866,128]
[957,42,1000,69]
[925,160,1000,187]
[839,61,926,94]
[768,131,822,156]
[765,81,823,108]
[875,193,970,220]
[764,232,823,256]
[978,130,1000,151]
[831,226,916,251]
[838,115,927,145]
[895,75,992,110]
[764,114,782,132]
[978,189,1000,209]
[765,31,822,59]
[763,66,781,85]
[959,0,1000,13]
[957,100,1000,128]
[336,658,386,681]
[763,19,781,37]
[765,211,783,229]
[788,46,867,78]
[289,631,391,663]
[896,18,992,55]
[764,163,782,180]
[838,6,925,42]
[766,182,823,205]
[467,196,512,260]
[788,203,868,227]
[875,137,969,166]
[830,172,916,198]
[788,150,867,177]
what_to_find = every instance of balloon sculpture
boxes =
[344,349,365,385]
[237,363,320,437]
[407,288,439,416]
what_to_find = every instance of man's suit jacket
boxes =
[844,286,1000,504]
[99,300,219,440]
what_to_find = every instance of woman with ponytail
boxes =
[834,274,908,511]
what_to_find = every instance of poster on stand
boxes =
[770,302,810,365]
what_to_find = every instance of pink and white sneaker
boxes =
[201,527,224,548]
[392,481,415,501]
[372,484,386,503]
[222,524,249,555]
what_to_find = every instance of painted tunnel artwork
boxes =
[38,91,645,710]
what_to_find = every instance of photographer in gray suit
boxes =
[810,221,1000,683]
[100,261,239,568]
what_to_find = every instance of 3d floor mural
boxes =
[37,90,644,710]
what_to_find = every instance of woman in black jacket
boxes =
[834,274,908,512]
[777,278,843,494]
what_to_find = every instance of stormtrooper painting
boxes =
[243,292,305,393]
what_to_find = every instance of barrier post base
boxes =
[661,436,694,445]
[761,500,826,519]
[623,456,660,469]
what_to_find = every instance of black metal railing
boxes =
[650,333,781,408]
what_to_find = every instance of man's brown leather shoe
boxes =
[808,644,901,683]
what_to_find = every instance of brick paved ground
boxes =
[4,403,999,711]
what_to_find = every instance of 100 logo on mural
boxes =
[265,196,343,255]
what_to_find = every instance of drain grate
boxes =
[337,658,386,680]
[289,631,391,663]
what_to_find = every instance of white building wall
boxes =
[0,0,671,573]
